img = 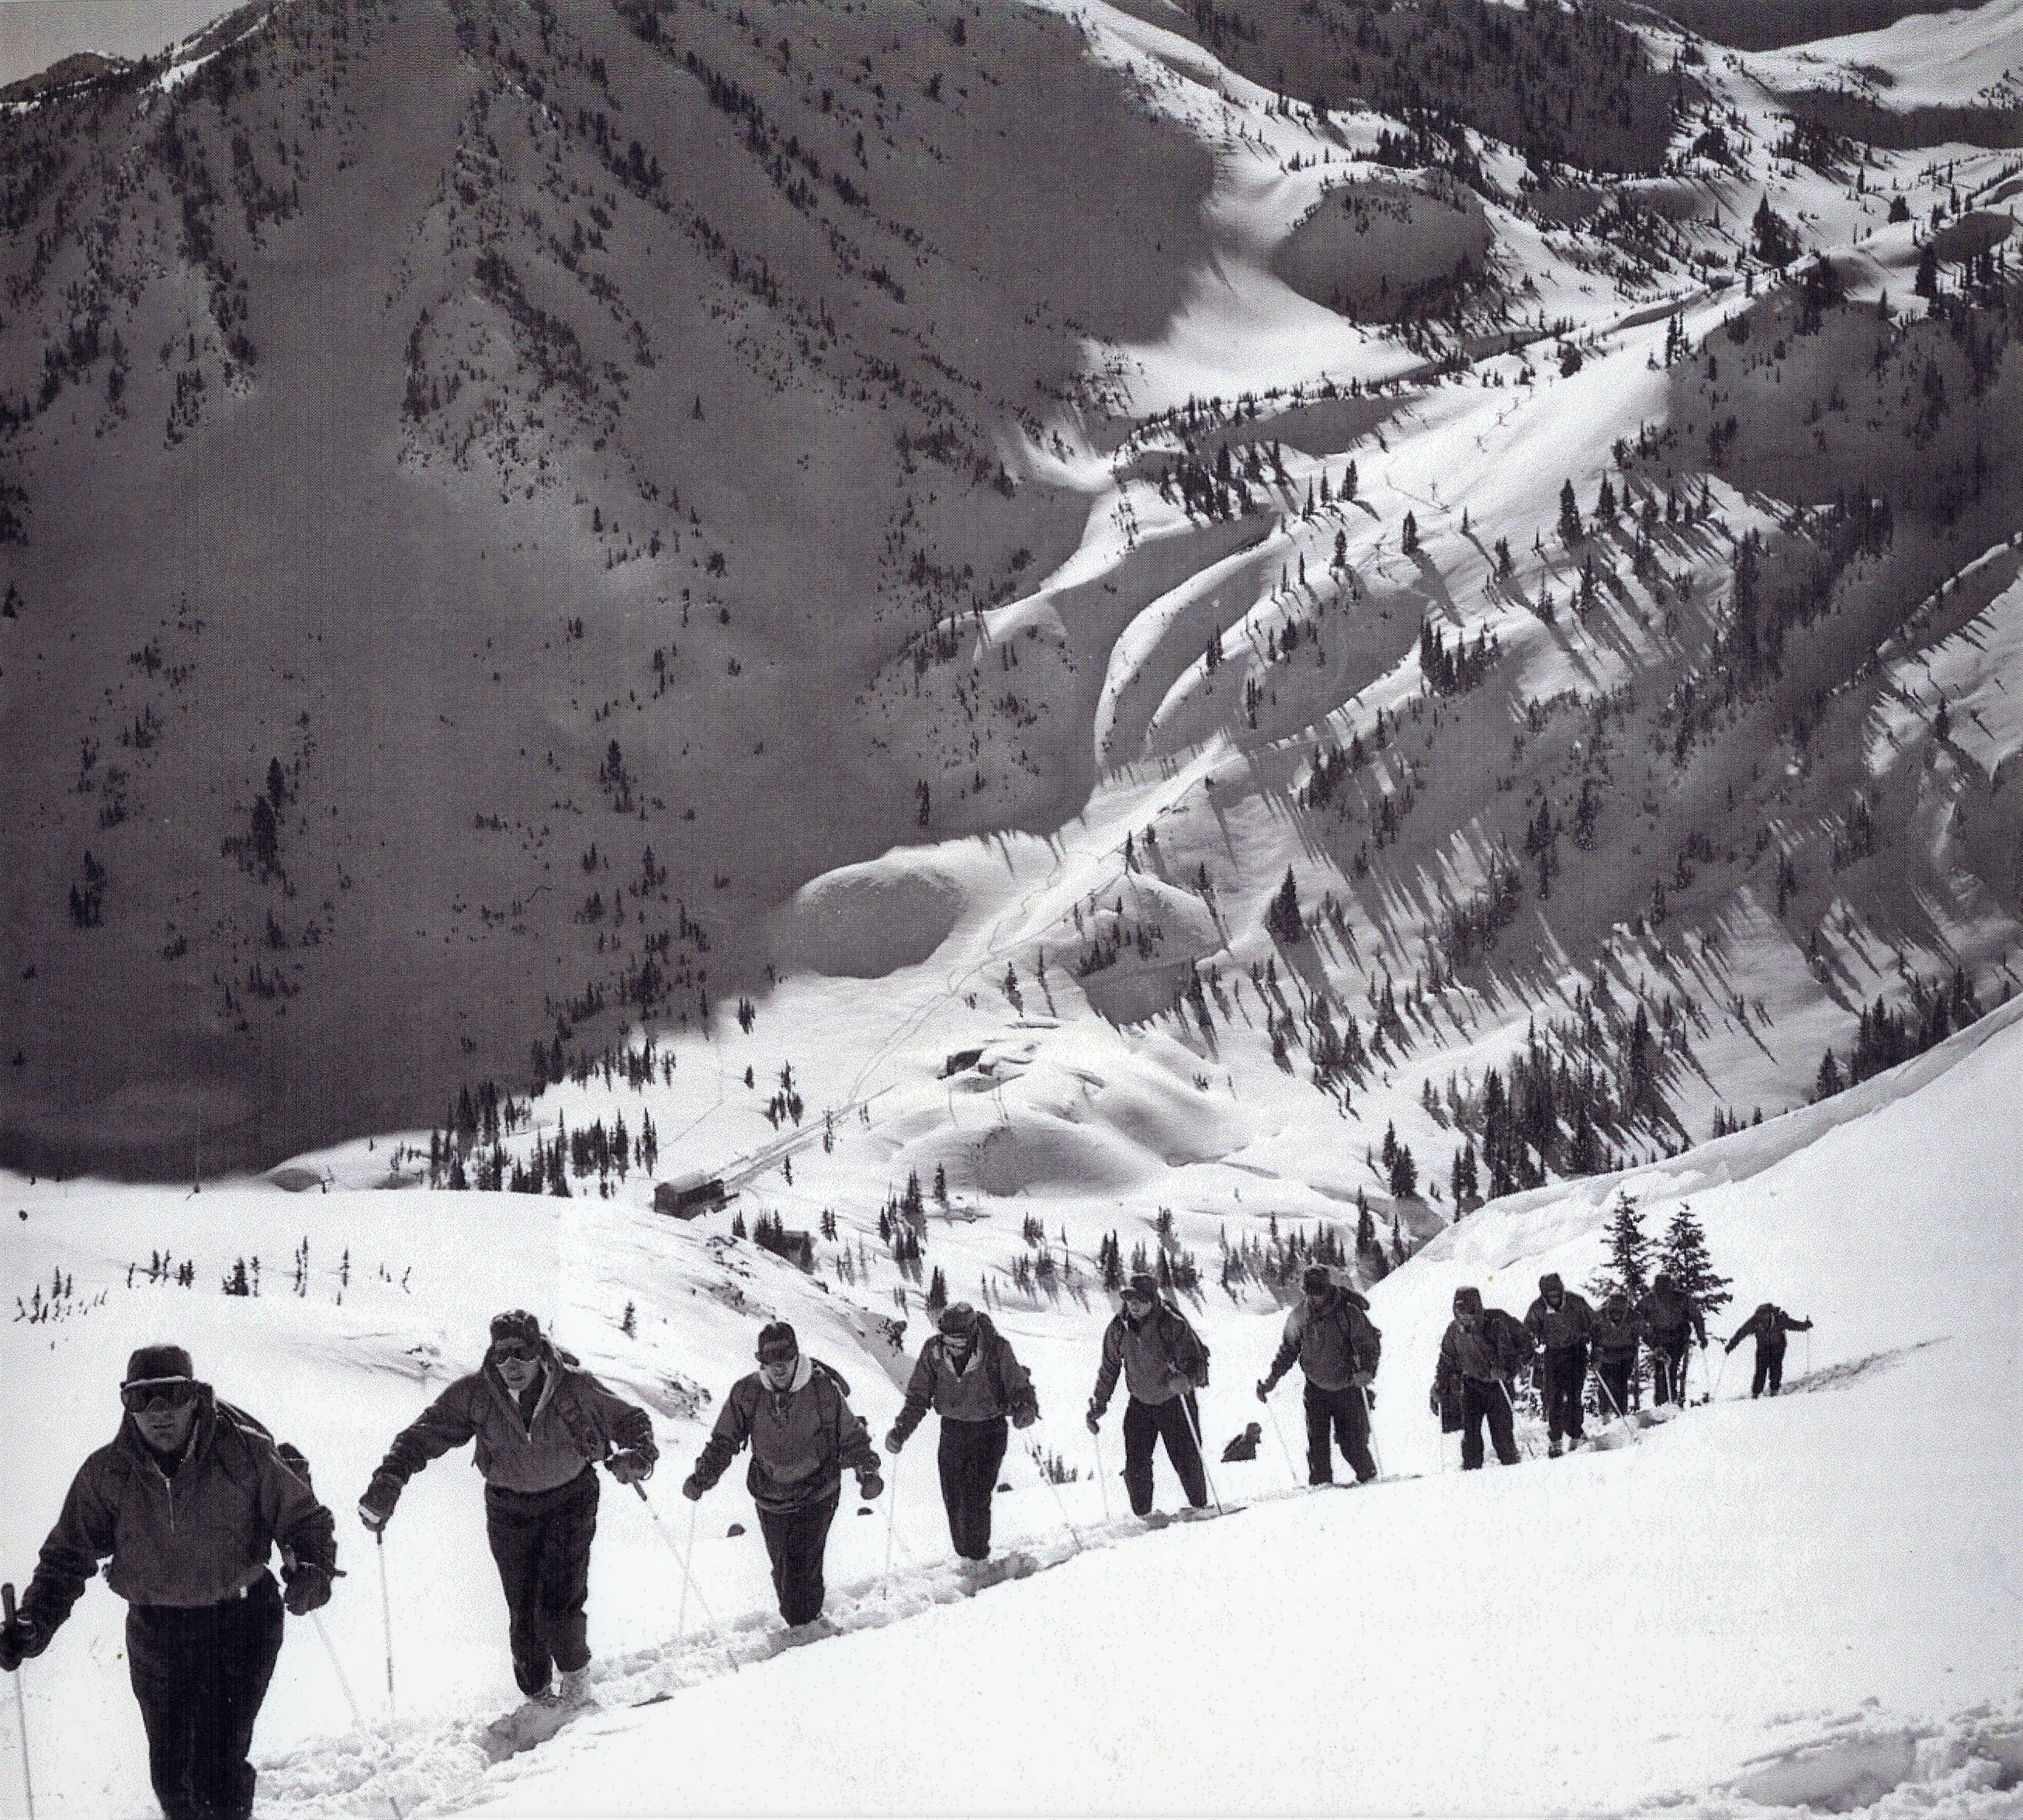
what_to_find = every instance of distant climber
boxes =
[1524,1272,1595,1455]
[1637,1273,1707,1406]
[1589,1289,1642,1420]
[1725,1303,1813,1398]
[885,1303,1037,1563]
[1431,1287,1534,1469]
[1222,1423,1263,1463]
[1088,1272,1212,1517]
[1258,1265,1382,1485]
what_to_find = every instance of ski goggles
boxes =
[121,1378,201,1413]
[491,1341,541,1363]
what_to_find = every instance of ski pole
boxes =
[632,1484,740,1675]
[1359,1385,1385,1481]
[1495,1380,1539,1460]
[881,1450,901,1599]
[1711,1348,1730,1401]
[1090,1423,1111,1521]
[1177,1393,1225,1515]
[3,1586,33,1820]
[675,1496,697,1656]
[375,1535,397,1725]
[1031,1439,1084,1555]
[307,1612,404,1820]
[1594,1368,1626,1420]
[1259,1390,1303,1492]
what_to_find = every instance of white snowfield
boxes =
[1748,0,2023,113]
[2,997,2020,1818]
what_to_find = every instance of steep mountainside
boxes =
[0,0,1214,1172]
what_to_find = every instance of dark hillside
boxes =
[0,0,1215,1175]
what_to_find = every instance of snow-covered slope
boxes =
[4,995,2021,1817]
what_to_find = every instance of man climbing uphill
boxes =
[1590,1289,1643,1420]
[686,1321,882,1628]
[1638,1272,1707,1406]
[1431,1287,1535,1469]
[885,1302,1037,1563]
[2,1344,336,1820]
[1087,1272,1212,1518]
[1258,1265,1382,1486]
[1725,1302,1813,1398]
[1523,1272,1595,1455]
[359,1310,656,1708]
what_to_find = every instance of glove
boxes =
[1085,1403,1103,1434]
[1427,1387,1441,1417]
[681,1474,705,1502]
[607,1450,653,1486]
[358,1473,400,1534]
[284,1566,332,1617]
[857,1472,885,1501]
[1011,1402,1038,1431]
[883,1429,905,1455]
[1350,1370,1376,1389]
[0,1613,44,1673]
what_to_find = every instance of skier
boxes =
[358,1310,656,1708]
[1590,1289,1642,1420]
[1429,1288,1535,1469]
[1256,1264,1381,1485]
[1522,1272,1595,1456]
[1222,1423,1263,1464]
[684,1321,882,1628]
[1725,1302,1813,1398]
[0,1344,336,1820]
[1637,1272,1707,1405]
[1086,1272,1212,1517]
[884,1303,1037,1563]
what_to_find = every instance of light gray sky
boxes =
[0,1,242,88]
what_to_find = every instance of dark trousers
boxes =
[1304,1380,1376,1484]
[1121,1394,1208,1514]
[1652,1337,1690,1405]
[1460,1378,1519,1469]
[757,1493,840,1625]
[938,1416,1009,1560]
[126,1573,285,1820]
[485,1466,599,1696]
[1540,1344,1588,1442]
[1752,1341,1786,1397]
[1594,1355,1634,1419]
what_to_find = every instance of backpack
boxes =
[217,1399,316,1496]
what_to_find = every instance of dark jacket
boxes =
[22,1396,335,1635]
[691,1355,878,1514]
[1264,1289,1381,1393]
[1591,1295,1642,1362]
[1524,1289,1595,1351]
[1638,1283,1706,1348]
[891,1314,1037,1444]
[365,1344,656,1513]
[1091,1299,1209,1411]
[1726,1303,1812,1355]
[1432,1310,1533,1431]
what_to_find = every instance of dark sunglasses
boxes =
[493,1341,541,1363]
[121,1379,200,1413]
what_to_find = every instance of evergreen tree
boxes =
[1401,510,1419,555]
[1557,479,1582,547]
[926,1265,948,1315]
[1387,1144,1418,1201]
[1813,1048,1843,1101]
[1266,868,1304,943]
[1657,1202,1730,1322]
[1588,1189,1651,1303]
